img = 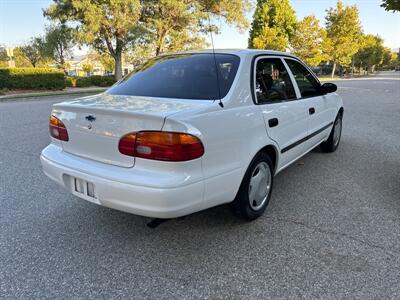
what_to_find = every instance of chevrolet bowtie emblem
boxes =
[85,115,96,122]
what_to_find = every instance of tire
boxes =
[321,113,342,153]
[232,152,274,221]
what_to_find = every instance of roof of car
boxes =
[164,49,297,59]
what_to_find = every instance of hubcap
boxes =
[248,162,271,211]
[333,117,342,146]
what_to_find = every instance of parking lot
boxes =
[1,72,399,299]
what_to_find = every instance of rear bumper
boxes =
[40,145,204,218]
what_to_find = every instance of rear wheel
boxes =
[321,113,342,153]
[232,152,274,221]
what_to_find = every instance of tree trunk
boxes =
[114,52,123,81]
[155,28,167,56]
[59,52,65,70]
[331,62,337,78]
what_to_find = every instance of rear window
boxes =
[108,54,240,100]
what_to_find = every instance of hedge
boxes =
[76,77,92,88]
[76,75,116,88]
[0,68,66,90]
[89,75,116,87]
[0,69,115,90]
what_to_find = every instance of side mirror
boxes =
[321,82,337,94]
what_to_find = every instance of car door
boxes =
[284,58,337,151]
[253,56,309,169]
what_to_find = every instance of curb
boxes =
[0,88,107,101]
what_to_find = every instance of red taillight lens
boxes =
[49,115,69,141]
[118,133,136,157]
[118,131,204,162]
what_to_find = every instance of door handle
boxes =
[268,118,279,127]
[309,107,315,115]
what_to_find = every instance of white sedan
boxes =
[41,49,343,220]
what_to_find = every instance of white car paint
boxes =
[40,49,343,218]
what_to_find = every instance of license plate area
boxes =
[71,177,100,205]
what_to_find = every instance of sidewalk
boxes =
[318,73,377,81]
[0,87,107,101]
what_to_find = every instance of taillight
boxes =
[49,115,69,141]
[118,131,204,162]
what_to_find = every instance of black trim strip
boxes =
[281,122,334,154]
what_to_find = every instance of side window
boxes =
[255,58,296,103]
[285,59,322,98]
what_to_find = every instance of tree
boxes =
[82,63,94,76]
[89,51,115,74]
[325,0,362,77]
[354,34,385,73]
[398,49,400,64]
[98,53,115,74]
[125,44,155,70]
[248,0,297,50]
[381,0,400,12]
[164,29,206,53]
[19,37,46,67]
[144,0,251,56]
[12,48,32,68]
[381,48,398,69]
[43,23,74,70]
[291,15,332,66]
[0,47,8,68]
[44,0,142,80]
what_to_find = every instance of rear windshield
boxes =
[108,54,240,100]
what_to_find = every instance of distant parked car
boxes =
[395,66,400,72]
[41,50,343,221]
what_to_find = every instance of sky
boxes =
[1,0,399,51]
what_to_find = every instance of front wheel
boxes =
[321,113,342,152]
[232,152,274,221]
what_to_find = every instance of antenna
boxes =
[207,15,224,108]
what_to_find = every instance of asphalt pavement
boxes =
[1,71,399,299]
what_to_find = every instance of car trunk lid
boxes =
[52,93,208,167]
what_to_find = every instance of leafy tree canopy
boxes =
[42,24,74,70]
[381,0,400,12]
[82,63,94,74]
[381,48,398,68]
[325,0,362,76]
[45,0,250,80]
[143,0,251,56]
[19,37,47,67]
[291,15,332,66]
[0,47,8,61]
[97,52,115,73]
[44,0,142,80]
[0,47,8,68]
[248,0,297,50]
[354,34,385,72]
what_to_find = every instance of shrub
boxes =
[0,68,66,90]
[75,77,92,88]
[89,75,116,87]
[65,76,77,87]
[75,75,116,88]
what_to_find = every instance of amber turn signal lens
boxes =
[49,115,69,141]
